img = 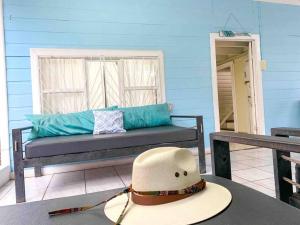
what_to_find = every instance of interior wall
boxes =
[3,0,300,168]
[233,54,251,133]
[217,67,234,129]
[259,3,300,133]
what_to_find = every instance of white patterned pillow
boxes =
[93,110,126,135]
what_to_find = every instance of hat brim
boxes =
[104,182,232,225]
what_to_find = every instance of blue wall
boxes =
[259,3,300,129]
[3,0,300,166]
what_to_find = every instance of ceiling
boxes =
[255,0,300,6]
[216,41,249,64]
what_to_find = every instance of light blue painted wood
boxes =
[5,43,210,57]
[264,63,300,72]
[9,120,31,131]
[6,68,31,81]
[263,81,300,90]
[167,79,212,90]
[4,0,212,11]
[8,107,32,121]
[4,18,212,37]
[6,57,30,69]
[7,81,32,95]
[166,76,211,89]
[258,2,300,133]
[264,90,300,100]
[166,88,212,101]
[4,0,300,170]
[8,94,32,108]
[3,4,213,26]
[4,31,211,48]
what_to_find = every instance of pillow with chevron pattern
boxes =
[93,110,126,135]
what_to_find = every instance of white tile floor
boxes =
[0,147,293,206]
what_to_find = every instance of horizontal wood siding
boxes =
[3,0,300,168]
[259,2,300,133]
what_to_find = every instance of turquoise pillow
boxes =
[26,106,117,140]
[118,103,172,130]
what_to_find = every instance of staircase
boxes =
[220,110,234,131]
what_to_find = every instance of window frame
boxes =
[30,48,166,114]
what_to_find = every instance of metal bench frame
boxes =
[12,115,206,203]
[271,127,300,208]
[210,131,300,206]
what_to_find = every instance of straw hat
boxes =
[104,147,232,225]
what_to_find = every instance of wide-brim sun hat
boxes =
[104,147,232,225]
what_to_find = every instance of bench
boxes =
[271,127,300,208]
[210,131,300,208]
[12,115,206,203]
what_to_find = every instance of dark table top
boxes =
[1,175,300,225]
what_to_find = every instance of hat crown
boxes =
[132,147,201,191]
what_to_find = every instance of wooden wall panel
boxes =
[3,0,300,168]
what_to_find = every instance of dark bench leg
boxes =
[14,164,26,203]
[198,145,206,174]
[271,132,293,204]
[290,165,300,209]
[210,137,231,180]
[13,130,26,203]
[296,164,300,194]
[197,116,206,173]
[273,149,293,203]
[34,166,42,177]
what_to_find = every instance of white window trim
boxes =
[30,48,166,114]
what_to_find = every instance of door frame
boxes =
[217,61,238,132]
[210,33,265,134]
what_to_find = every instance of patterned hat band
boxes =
[131,179,206,206]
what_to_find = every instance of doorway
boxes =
[210,33,265,137]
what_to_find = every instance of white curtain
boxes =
[86,60,106,109]
[39,58,86,114]
[38,57,161,114]
[123,59,160,107]
[103,61,121,107]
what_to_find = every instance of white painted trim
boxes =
[159,51,166,103]
[255,0,300,6]
[250,36,266,134]
[30,48,166,114]
[210,33,265,135]
[30,51,41,114]
[210,36,220,132]
[0,0,10,171]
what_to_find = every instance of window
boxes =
[31,49,165,114]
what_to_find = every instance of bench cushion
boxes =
[25,126,197,158]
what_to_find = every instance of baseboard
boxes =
[11,147,212,179]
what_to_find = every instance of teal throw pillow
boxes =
[26,106,118,140]
[117,103,172,130]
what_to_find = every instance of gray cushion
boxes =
[25,126,197,158]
